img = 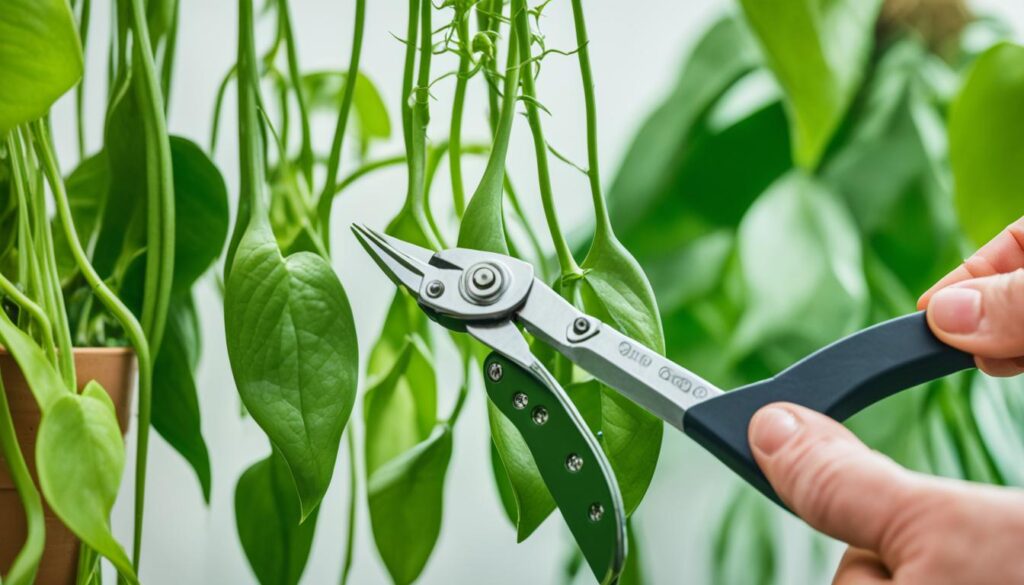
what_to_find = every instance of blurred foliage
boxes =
[607,2,1023,582]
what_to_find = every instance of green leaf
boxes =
[302,71,391,155]
[152,298,212,502]
[368,425,453,585]
[0,0,83,132]
[36,382,137,584]
[488,439,519,526]
[577,230,665,515]
[733,172,868,357]
[225,224,359,519]
[565,379,661,516]
[736,0,882,168]
[608,16,761,235]
[0,309,65,410]
[235,449,319,585]
[363,335,437,476]
[168,136,229,292]
[949,42,1024,247]
[486,399,554,540]
[367,292,429,379]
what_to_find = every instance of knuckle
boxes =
[963,253,998,280]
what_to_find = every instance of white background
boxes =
[49,1,1024,583]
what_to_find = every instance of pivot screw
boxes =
[588,503,605,522]
[565,453,584,473]
[425,280,445,298]
[572,317,590,335]
[512,392,529,410]
[471,266,497,290]
[531,406,549,425]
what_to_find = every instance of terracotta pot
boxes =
[0,348,135,585]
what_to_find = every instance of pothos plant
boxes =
[4,0,1022,584]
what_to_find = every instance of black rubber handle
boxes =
[682,311,976,506]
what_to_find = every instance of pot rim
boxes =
[0,346,135,357]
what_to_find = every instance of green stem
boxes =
[159,0,181,110]
[569,0,611,238]
[449,9,472,218]
[6,134,48,347]
[0,376,45,585]
[226,0,267,277]
[316,0,367,252]
[209,65,236,154]
[401,0,420,158]
[339,429,358,585]
[76,0,93,161]
[13,130,75,388]
[123,0,175,562]
[404,0,442,249]
[511,0,579,277]
[503,176,549,281]
[126,0,176,361]
[33,119,154,577]
[332,154,406,195]
[277,0,315,188]
[478,0,503,133]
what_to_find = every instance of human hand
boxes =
[746,218,1024,583]
[749,403,1024,584]
[918,218,1024,376]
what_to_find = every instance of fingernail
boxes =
[750,406,800,456]
[930,288,983,334]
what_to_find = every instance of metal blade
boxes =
[516,282,724,430]
[351,224,429,292]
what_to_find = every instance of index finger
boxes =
[917,217,1024,310]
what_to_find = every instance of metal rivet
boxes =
[588,503,604,522]
[487,362,503,382]
[531,406,549,425]
[512,392,529,410]
[565,453,584,473]
[471,266,497,289]
[425,280,445,298]
[572,317,590,335]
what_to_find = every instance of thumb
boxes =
[926,269,1024,360]
[749,403,927,556]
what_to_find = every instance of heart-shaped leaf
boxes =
[225,223,358,519]
[37,382,136,584]
[576,228,666,515]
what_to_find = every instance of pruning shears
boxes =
[351,224,976,584]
